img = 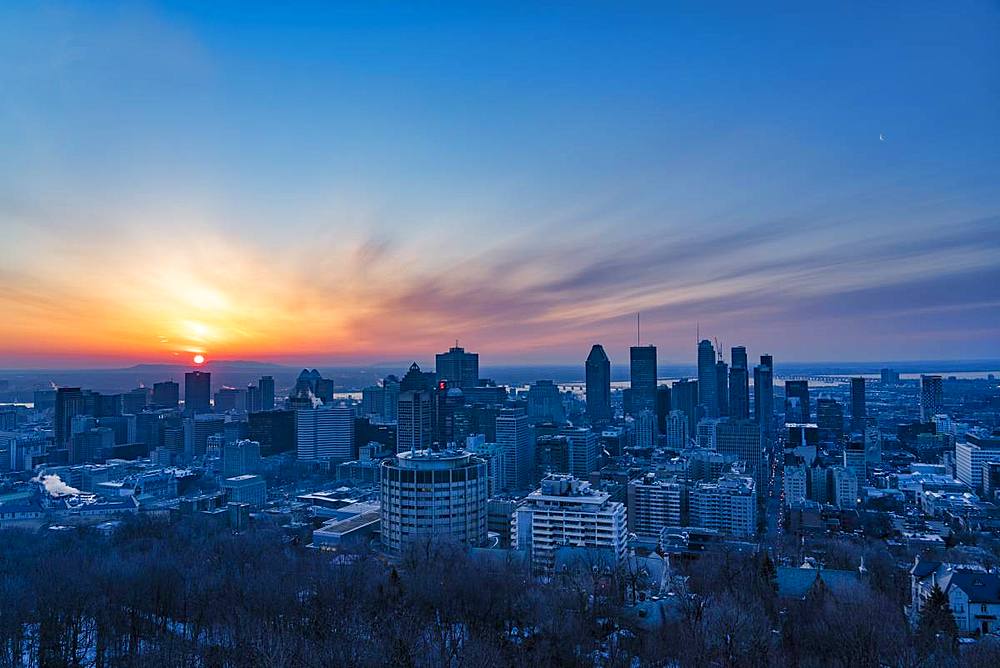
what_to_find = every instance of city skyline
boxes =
[3,2,999,367]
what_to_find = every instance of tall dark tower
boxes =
[715,359,729,417]
[697,340,718,417]
[671,379,700,436]
[184,371,212,414]
[656,384,672,434]
[435,345,479,389]
[784,380,810,423]
[629,345,657,414]
[585,344,612,423]
[754,354,774,433]
[152,381,179,409]
[55,387,85,446]
[850,377,867,432]
[729,346,750,420]
[259,376,275,411]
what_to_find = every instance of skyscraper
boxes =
[629,345,657,414]
[729,346,750,420]
[849,377,867,432]
[397,389,432,453]
[784,380,810,423]
[259,376,275,411]
[634,409,657,448]
[753,354,774,432]
[816,397,845,443]
[152,381,179,409]
[496,408,533,491]
[561,426,598,479]
[655,384,671,434]
[671,379,700,437]
[920,375,943,421]
[184,371,212,414]
[715,359,729,417]
[246,384,262,413]
[435,345,480,389]
[55,387,85,446]
[296,403,355,462]
[697,340,718,417]
[527,380,565,424]
[715,420,765,488]
[585,344,612,423]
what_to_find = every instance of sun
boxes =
[193,354,205,365]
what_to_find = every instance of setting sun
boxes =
[193,354,205,365]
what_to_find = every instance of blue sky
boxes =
[1,1,998,366]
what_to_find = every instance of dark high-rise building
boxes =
[246,384,262,413]
[629,345,657,415]
[585,344,612,423]
[816,397,845,443]
[753,354,774,432]
[55,387,85,446]
[435,345,479,389]
[248,409,295,455]
[292,369,334,404]
[152,381,179,409]
[715,360,729,417]
[400,362,435,392]
[697,340,718,417]
[259,376,275,411]
[184,371,212,414]
[920,375,943,421]
[729,346,750,420]
[784,380,810,423]
[527,380,565,424]
[880,368,899,386]
[850,377,867,432]
[655,385,671,435]
[433,381,465,445]
[122,389,147,415]
[397,389,432,453]
[671,379,699,436]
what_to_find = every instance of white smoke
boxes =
[33,474,81,496]
[306,389,322,408]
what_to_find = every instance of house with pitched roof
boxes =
[910,557,1000,634]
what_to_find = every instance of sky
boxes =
[1,1,999,368]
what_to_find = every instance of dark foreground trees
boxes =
[2,517,1000,667]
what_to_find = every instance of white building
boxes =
[783,465,807,505]
[688,474,756,538]
[956,438,1000,494]
[380,449,489,555]
[830,466,859,509]
[513,475,627,573]
[296,404,355,463]
[222,474,266,509]
[911,558,1000,635]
